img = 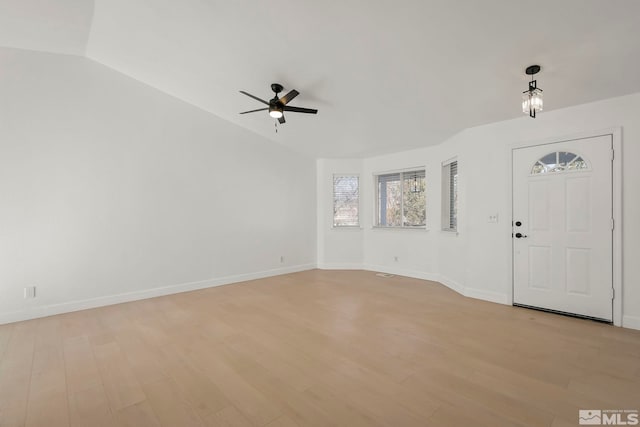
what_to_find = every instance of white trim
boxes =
[622,315,640,331]
[362,264,509,305]
[362,263,443,285]
[612,128,623,327]
[508,127,623,327]
[508,144,516,307]
[441,156,457,167]
[435,273,465,296]
[371,165,426,176]
[507,127,621,151]
[371,226,428,231]
[464,287,511,305]
[0,263,316,325]
[6,261,632,330]
[350,265,631,327]
[317,263,363,270]
[332,172,361,177]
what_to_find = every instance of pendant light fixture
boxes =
[522,65,543,118]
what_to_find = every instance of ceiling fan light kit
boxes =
[269,108,283,119]
[522,65,543,118]
[239,83,318,126]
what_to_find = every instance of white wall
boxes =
[0,47,317,323]
[318,92,640,329]
[2,46,638,330]
[316,158,364,269]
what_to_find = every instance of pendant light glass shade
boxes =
[522,86,543,116]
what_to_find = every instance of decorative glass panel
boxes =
[540,153,556,165]
[531,152,588,175]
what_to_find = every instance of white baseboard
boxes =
[463,287,511,305]
[362,264,441,283]
[0,263,316,325]
[317,263,363,270]
[362,264,509,306]
[6,262,631,330]
[433,273,465,296]
[357,265,638,327]
[622,315,640,331]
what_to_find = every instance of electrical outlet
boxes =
[488,214,499,223]
[280,256,285,263]
[24,286,36,299]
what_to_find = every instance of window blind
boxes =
[333,175,359,227]
[449,161,458,229]
[442,160,458,230]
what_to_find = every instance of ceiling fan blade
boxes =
[279,90,299,105]
[239,107,269,114]
[283,106,318,114]
[239,91,269,105]
[278,115,286,124]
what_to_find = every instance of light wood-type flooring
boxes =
[1,269,639,427]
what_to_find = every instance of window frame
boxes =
[373,167,427,229]
[441,158,458,232]
[332,174,360,228]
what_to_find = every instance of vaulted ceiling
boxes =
[2,0,639,157]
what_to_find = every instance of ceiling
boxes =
[2,0,640,158]
[0,0,94,55]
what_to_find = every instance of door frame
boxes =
[508,127,622,326]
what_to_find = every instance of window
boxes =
[375,169,425,228]
[333,175,359,227]
[442,160,458,231]
[531,151,588,174]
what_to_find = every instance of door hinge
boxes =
[611,218,615,230]
[611,288,615,300]
[611,149,615,161]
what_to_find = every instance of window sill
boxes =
[441,228,459,236]
[372,226,429,231]
[331,226,363,231]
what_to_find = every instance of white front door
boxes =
[512,135,613,321]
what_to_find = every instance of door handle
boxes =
[515,232,528,238]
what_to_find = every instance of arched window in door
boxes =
[531,151,588,174]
